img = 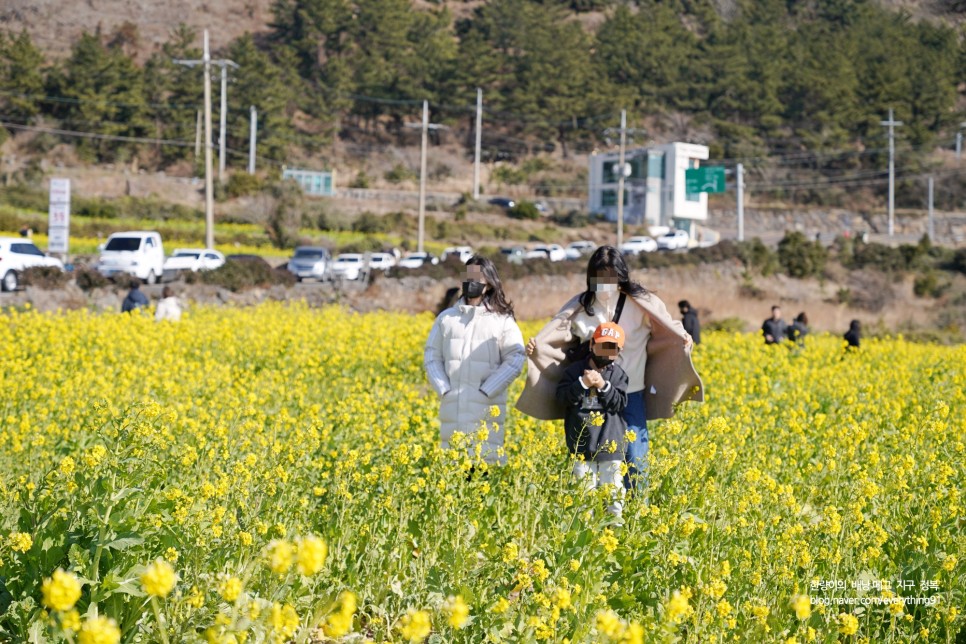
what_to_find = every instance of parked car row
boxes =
[619,229,693,255]
[501,240,597,264]
[0,225,695,293]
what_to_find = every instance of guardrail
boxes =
[334,188,583,212]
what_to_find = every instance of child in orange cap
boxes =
[555,321,629,522]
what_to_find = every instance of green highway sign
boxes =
[685,166,727,194]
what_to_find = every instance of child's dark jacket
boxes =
[555,359,628,462]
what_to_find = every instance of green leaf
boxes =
[27,620,46,644]
[111,487,143,503]
[97,571,146,599]
[104,533,144,551]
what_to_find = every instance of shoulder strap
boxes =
[613,293,627,323]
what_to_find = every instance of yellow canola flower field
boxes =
[0,302,963,643]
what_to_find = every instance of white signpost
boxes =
[48,178,70,255]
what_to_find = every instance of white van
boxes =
[96,231,165,284]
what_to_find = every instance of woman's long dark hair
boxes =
[579,246,647,315]
[466,255,515,318]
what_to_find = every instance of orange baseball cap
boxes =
[593,322,625,348]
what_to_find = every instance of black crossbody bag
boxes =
[563,293,626,364]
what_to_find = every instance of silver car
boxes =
[287,246,331,281]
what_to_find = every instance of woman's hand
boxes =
[525,337,537,356]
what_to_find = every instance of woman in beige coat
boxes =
[517,246,702,490]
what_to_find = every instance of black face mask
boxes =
[591,353,614,368]
[462,280,486,300]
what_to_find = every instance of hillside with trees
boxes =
[2,0,966,209]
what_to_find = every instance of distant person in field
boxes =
[518,245,703,493]
[155,286,182,322]
[762,305,787,344]
[121,279,149,313]
[424,256,525,466]
[786,311,809,346]
[678,300,700,345]
[844,319,861,350]
[556,322,629,522]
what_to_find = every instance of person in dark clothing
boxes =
[786,312,809,346]
[844,319,861,350]
[121,280,149,313]
[762,305,787,344]
[556,322,629,521]
[678,300,700,345]
[437,286,461,316]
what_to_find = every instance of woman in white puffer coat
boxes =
[424,256,525,465]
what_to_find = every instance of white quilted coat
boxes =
[424,300,525,464]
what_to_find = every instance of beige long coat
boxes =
[515,291,703,421]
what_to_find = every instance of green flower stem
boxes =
[150,596,170,644]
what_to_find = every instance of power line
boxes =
[0,120,196,147]
[0,88,201,112]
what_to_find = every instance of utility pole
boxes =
[617,109,627,248]
[175,50,238,183]
[603,110,645,248]
[405,101,446,253]
[418,101,428,253]
[202,32,214,250]
[174,33,239,249]
[195,110,202,159]
[736,163,745,242]
[473,88,482,201]
[927,176,935,243]
[248,106,257,175]
[880,108,903,238]
[219,66,228,182]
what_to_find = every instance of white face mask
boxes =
[594,283,618,293]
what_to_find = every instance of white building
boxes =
[587,142,710,236]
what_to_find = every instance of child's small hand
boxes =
[583,370,604,389]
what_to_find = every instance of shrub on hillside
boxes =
[261,182,304,249]
[913,271,948,298]
[384,163,415,184]
[689,240,743,264]
[0,184,48,212]
[777,231,827,278]
[21,266,70,290]
[0,209,36,234]
[550,210,589,228]
[74,198,121,219]
[507,201,540,220]
[352,212,390,234]
[491,165,527,185]
[847,241,908,272]
[737,238,779,275]
[219,173,265,200]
